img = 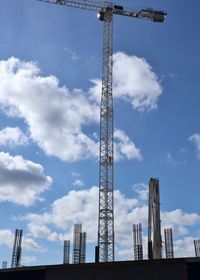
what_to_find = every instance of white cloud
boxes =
[113,52,162,111]
[23,185,200,260]
[23,186,147,261]
[25,186,98,242]
[189,133,200,158]
[25,186,140,244]
[23,237,42,252]
[161,209,200,227]
[0,57,99,162]
[117,236,195,260]
[114,129,142,161]
[132,183,148,201]
[0,229,13,247]
[175,226,189,236]
[27,223,71,243]
[28,224,51,239]
[117,248,133,260]
[174,237,196,258]
[0,127,29,147]
[0,229,42,252]
[0,152,52,206]
[72,179,84,187]
[90,52,162,111]
[0,55,161,162]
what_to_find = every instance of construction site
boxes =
[0,0,200,279]
[1,178,200,279]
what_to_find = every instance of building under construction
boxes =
[0,258,200,280]
[1,1,199,278]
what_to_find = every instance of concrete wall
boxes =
[46,260,188,280]
[0,268,45,280]
[0,258,199,280]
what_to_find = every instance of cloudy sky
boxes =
[0,0,200,266]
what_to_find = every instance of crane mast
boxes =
[98,7,114,262]
[36,0,166,262]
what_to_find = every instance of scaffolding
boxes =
[133,223,143,260]
[164,228,174,258]
[63,240,70,264]
[148,178,162,259]
[11,229,23,268]
[194,240,200,257]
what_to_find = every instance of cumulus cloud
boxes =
[0,229,41,252]
[27,223,71,243]
[0,57,99,162]
[174,237,196,258]
[113,52,162,110]
[25,186,140,244]
[0,54,161,162]
[23,185,200,259]
[0,229,13,247]
[161,209,200,227]
[90,52,162,111]
[24,186,143,255]
[114,129,142,161]
[25,186,98,242]
[189,133,200,158]
[0,127,29,147]
[0,152,52,206]
[23,237,42,252]
[132,183,148,201]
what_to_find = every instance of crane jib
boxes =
[37,0,166,22]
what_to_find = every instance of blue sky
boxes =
[0,0,200,266]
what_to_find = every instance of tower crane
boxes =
[36,0,166,262]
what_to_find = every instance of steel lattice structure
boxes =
[98,8,114,262]
[36,0,166,262]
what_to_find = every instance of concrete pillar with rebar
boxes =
[133,223,143,260]
[164,228,174,258]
